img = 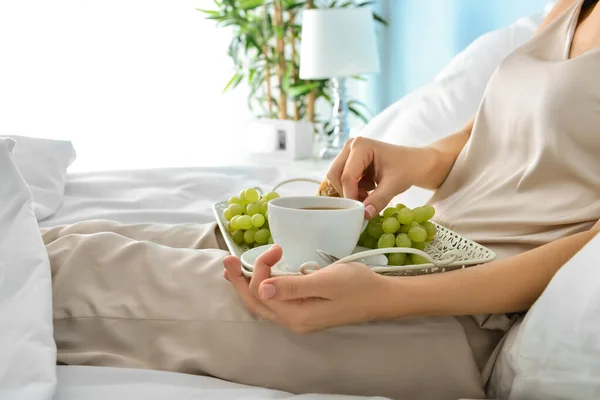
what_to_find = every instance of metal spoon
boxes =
[316,249,388,266]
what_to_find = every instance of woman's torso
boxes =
[429,0,600,260]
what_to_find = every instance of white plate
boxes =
[240,245,389,277]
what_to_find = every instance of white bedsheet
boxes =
[40,165,328,228]
[54,366,387,400]
[47,165,426,400]
[40,165,432,229]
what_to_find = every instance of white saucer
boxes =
[240,245,389,276]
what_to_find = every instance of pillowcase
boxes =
[5,135,76,221]
[489,233,600,400]
[0,138,57,399]
[360,13,544,147]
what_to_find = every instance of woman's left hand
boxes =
[223,245,394,333]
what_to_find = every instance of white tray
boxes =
[212,201,496,276]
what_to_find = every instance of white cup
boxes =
[268,196,367,272]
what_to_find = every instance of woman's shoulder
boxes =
[536,0,580,34]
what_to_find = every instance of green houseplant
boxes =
[199,0,385,136]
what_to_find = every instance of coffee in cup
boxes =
[268,196,366,272]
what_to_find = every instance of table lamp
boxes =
[299,7,379,159]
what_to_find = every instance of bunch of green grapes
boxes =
[222,188,280,248]
[358,203,437,266]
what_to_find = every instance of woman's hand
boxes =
[326,137,432,218]
[223,245,394,333]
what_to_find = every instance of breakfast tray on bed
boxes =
[213,200,496,277]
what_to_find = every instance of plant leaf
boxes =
[223,73,243,93]
[287,82,320,98]
[357,1,375,7]
[373,12,388,26]
[197,9,221,16]
[348,105,369,124]
[239,0,265,10]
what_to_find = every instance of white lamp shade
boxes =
[299,8,379,80]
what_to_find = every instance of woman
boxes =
[46,0,600,399]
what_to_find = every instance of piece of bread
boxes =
[317,178,341,197]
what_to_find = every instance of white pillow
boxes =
[0,137,57,399]
[489,233,600,400]
[5,135,76,221]
[360,13,544,147]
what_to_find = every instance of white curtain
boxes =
[0,0,255,171]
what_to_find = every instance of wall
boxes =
[369,0,551,113]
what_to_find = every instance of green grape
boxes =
[260,202,269,215]
[264,211,269,221]
[230,215,240,230]
[378,233,396,249]
[408,226,427,242]
[395,203,407,211]
[244,228,257,244]
[382,217,400,234]
[370,215,383,224]
[251,213,265,228]
[388,253,407,266]
[362,236,378,249]
[395,233,412,248]
[255,228,271,244]
[367,223,384,239]
[237,215,253,230]
[397,207,414,225]
[231,230,244,245]
[422,205,435,221]
[413,207,428,223]
[422,221,437,238]
[246,202,261,216]
[268,236,274,244]
[264,191,280,201]
[411,254,429,265]
[382,207,397,219]
[244,188,260,203]
[412,241,426,251]
[358,231,368,247]
[238,189,249,206]
[223,208,233,221]
[399,224,411,234]
[410,221,421,228]
[228,196,244,206]
[425,237,434,243]
[228,204,245,217]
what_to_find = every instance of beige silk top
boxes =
[429,0,600,260]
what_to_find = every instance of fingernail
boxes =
[260,284,276,299]
[365,204,376,219]
[223,258,231,269]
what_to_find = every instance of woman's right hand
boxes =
[326,137,430,219]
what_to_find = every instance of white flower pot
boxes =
[246,119,314,160]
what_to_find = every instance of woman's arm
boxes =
[381,221,600,319]
[417,117,474,190]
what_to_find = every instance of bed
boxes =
[40,165,396,400]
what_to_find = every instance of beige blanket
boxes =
[44,220,505,399]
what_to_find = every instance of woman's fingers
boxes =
[340,138,375,200]
[223,256,276,321]
[249,245,283,297]
[326,138,353,196]
[363,178,399,217]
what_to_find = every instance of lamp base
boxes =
[319,143,343,159]
[319,77,349,160]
